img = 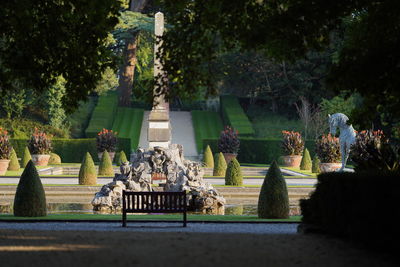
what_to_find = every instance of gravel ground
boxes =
[0,222,396,267]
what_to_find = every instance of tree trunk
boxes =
[118,34,138,107]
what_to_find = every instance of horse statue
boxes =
[328,113,356,172]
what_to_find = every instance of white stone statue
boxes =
[328,113,356,172]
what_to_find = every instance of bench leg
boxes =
[183,211,187,227]
[122,211,127,227]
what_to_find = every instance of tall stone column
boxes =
[147,12,171,149]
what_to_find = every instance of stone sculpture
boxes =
[328,113,356,172]
[92,144,225,214]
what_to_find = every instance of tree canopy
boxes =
[0,0,121,112]
[160,0,400,135]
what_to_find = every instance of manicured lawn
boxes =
[0,213,301,222]
[191,110,224,153]
[112,107,144,150]
[220,95,255,136]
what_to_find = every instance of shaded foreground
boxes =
[0,225,395,267]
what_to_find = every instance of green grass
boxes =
[85,92,118,137]
[67,97,97,138]
[220,95,255,136]
[112,107,144,150]
[191,110,224,153]
[0,213,301,222]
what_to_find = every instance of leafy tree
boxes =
[258,161,289,219]
[98,150,114,176]
[0,0,122,112]
[94,67,119,96]
[0,87,26,119]
[8,148,20,171]
[21,147,32,168]
[79,152,97,185]
[13,160,47,217]
[203,145,214,168]
[225,158,242,186]
[46,76,67,129]
[213,152,227,176]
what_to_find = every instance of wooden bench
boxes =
[122,191,187,227]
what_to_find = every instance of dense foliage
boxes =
[315,134,341,163]
[0,0,122,112]
[203,145,214,168]
[350,130,399,173]
[312,156,321,174]
[79,152,97,185]
[98,150,114,176]
[213,152,227,176]
[13,160,47,217]
[8,148,20,171]
[0,128,11,159]
[300,148,312,170]
[281,131,304,156]
[258,161,289,219]
[218,126,240,154]
[225,158,243,186]
[28,128,52,154]
[115,150,128,165]
[96,128,118,153]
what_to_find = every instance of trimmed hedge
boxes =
[225,158,243,186]
[191,110,223,153]
[10,138,130,163]
[220,95,254,136]
[85,92,118,138]
[112,107,144,150]
[204,138,316,164]
[203,145,214,168]
[300,172,400,251]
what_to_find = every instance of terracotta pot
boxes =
[31,154,51,166]
[223,153,237,165]
[319,162,342,173]
[281,155,302,168]
[98,151,115,162]
[0,159,10,175]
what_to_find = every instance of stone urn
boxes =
[223,153,237,165]
[319,162,342,173]
[31,154,51,166]
[281,155,302,168]
[98,151,115,162]
[0,159,10,175]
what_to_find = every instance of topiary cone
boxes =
[258,161,289,219]
[79,152,97,185]
[21,146,32,168]
[116,150,127,165]
[312,156,321,173]
[13,160,47,217]
[8,148,20,171]
[98,150,114,176]
[48,153,61,164]
[203,145,214,168]
[225,158,243,186]
[213,152,227,176]
[300,148,312,170]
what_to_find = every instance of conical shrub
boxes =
[300,148,312,170]
[312,156,321,173]
[258,161,289,219]
[48,153,61,164]
[13,160,47,217]
[203,145,214,168]
[225,158,243,185]
[21,146,32,168]
[8,148,20,171]
[213,152,227,176]
[115,150,128,165]
[79,152,97,185]
[98,150,114,176]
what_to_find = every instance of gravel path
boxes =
[0,222,298,234]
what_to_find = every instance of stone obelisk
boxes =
[147,12,171,149]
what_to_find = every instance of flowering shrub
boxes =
[350,130,399,172]
[96,128,117,153]
[28,128,52,154]
[281,131,304,156]
[315,134,340,163]
[0,128,12,159]
[218,126,240,154]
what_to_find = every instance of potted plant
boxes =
[315,133,341,172]
[28,128,52,166]
[218,126,240,164]
[0,128,12,175]
[96,128,118,161]
[281,131,304,167]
